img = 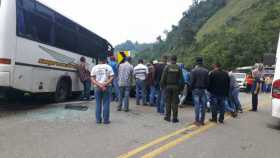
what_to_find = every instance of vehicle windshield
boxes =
[233,73,246,79]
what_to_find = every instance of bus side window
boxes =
[17,0,35,11]
[16,9,34,39]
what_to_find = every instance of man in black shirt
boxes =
[155,56,168,114]
[190,57,209,126]
[208,63,230,124]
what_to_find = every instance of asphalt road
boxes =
[0,93,279,158]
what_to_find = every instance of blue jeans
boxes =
[225,97,235,112]
[119,86,130,110]
[112,78,120,101]
[136,79,147,105]
[149,86,156,106]
[95,87,111,123]
[210,95,226,122]
[156,88,165,114]
[192,89,207,123]
[230,88,241,111]
[81,79,91,99]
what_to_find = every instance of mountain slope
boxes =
[121,0,280,69]
[196,0,261,41]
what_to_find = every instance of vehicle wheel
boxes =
[5,90,23,102]
[54,79,70,102]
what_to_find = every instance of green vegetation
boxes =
[115,0,280,69]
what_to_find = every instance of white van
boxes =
[272,33,280,118]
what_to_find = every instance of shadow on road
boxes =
[267,121,280,131]
[0,96,52,111]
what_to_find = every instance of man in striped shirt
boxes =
[134,59,149,105]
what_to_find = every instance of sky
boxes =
[39,0,193,46]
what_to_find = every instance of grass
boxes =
[196,0,261,41]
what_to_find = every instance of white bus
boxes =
[0,0,113,101]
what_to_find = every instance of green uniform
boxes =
[160,64,184,120]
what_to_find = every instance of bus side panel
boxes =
[0,0,17,88]
[31,67,82,93]
[15,37,85,93]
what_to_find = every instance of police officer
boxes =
[160,55,184,123]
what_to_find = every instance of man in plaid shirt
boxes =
[77,57,91,101]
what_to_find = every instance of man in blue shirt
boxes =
[108,56,120,102]
[179,64,190,107]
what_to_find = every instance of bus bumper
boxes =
[0,72,10,87]
[272,99,280,118]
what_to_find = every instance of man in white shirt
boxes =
[91,58,114,124]
[133,59,149,105]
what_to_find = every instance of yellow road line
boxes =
[117,124,197,158]
[118,106,253,158]
[141,123,216,158]
[141,106,253,158]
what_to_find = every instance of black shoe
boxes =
[164,117,171,122]
[143,103,148,106]
[117,107,122,111]
[238,109,243,113]
[250,109,257,112]
[124,109,129,112]
[219,120,224,124]
[172,118,179,123]
[193,121,201,126]
[231,112,238,118]
[209,118,217,123]
[103,121,111,124]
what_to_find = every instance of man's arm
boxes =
[91,76,104,89]
[104,75,114,86]
[145,66,149,80]
[190,70,195,89]
[160,66,168,89]
[207,72,213,92]
[179,68,184,91]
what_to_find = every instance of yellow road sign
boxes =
[117,51,130,64]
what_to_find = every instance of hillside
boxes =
[196,0,261,41]
[117,0,280,69]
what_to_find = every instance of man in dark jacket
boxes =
[208,63,230,124]
[155,56,168,114]
[160,55,184,123]
[190,57,209,126]
[147,60,156,106]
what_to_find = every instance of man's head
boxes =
[125,57,132,63]
[80,56,86,62]
[110,56,116,61]
[161,55,168,64]
[170,55,177,64]
[138,59,144,64]
[196,57,203,65]
[213,62,221,70]
[99,57,107,64]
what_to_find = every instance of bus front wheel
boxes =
[54,78,71,102]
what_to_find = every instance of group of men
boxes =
[77,55,262,126]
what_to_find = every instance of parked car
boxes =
[272,33,280,118]
[232,73,247,90]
